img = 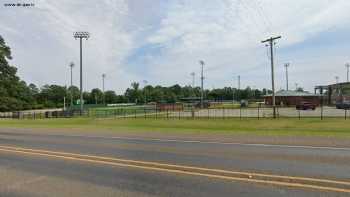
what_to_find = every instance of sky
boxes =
[1,0,350,94]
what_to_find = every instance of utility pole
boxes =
[346,63,350,82]
[284,63,290,91]
[69,62,74,107]
[74,31,90,115]
[102,73,106,105]
[199,60,205,108]
[295,83,298,90]
[335,76,339,84]
[262,36,281,119]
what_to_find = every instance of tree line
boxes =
[0,35,271,112]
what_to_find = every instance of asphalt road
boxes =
[0,130,349,196]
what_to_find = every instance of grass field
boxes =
[88,105,155,117]
[1,118,350,137]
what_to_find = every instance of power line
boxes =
[251,0,273,34]
[236,0,268,38]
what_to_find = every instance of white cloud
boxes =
[1,0,350,93]
[143,0,350,90]
[0,0,137,93]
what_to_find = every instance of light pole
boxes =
[190,72,195,88]
[74,31,90,115]
[199,60,205,108]
[102,73,106,105]
[236,75,241,103]
[346,63,350,82]
[190,72,195,97]
[69,62,74,107]
[238,75,241,90]
[335,76,339,84]
[252,85,256,99]
[262,36,282,119]
[232,76,235,104]
[284,63,290,91]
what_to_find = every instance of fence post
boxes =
[298,110,301,120]
[257,105,260,120]
[222,108,225,119]
[345,109,347,120]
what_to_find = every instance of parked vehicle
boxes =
[296,101,316,110]
[336,101,350,109]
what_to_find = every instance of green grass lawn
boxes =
[0,117,350,137]
[89,105,155,117]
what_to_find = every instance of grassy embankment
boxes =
[0,118,349,137]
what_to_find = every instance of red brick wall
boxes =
[264,96,320,106]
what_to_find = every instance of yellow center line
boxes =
[0,145,348,186]
[0,145,349,193]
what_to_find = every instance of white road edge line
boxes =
[5,132,350,151]
[76,135,350,151]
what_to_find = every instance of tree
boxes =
[0,35,34,111]
[37,85,67,108]
[68,86,80,104]
[105,90,118,104]
[296,87,304,92]
[125,82,142,103]
[89,88,103,104]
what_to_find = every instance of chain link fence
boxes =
[0,110,87,119]
[1,106,349,120]
[91,106,350,120]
